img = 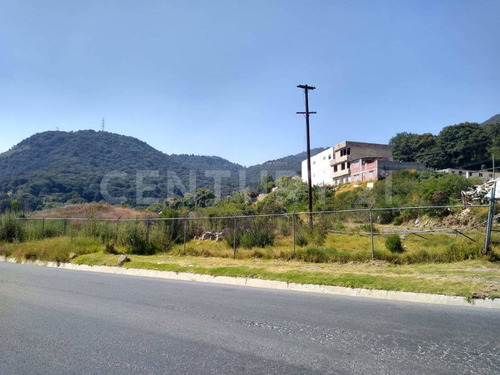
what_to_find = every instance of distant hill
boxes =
[0,130,320,211]
[246,148,326,185]
[482,114,500,126]
[0,130,242,211]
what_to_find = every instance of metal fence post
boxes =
[484,182,496,254]
[292,212,296,258]
[183,219,187,253]
[369,207,375,259]
[145,219,150,244]
[233,217,237,259]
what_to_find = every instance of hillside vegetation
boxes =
[390,121,500,169]
[1,113,499,213]
[0,130,308,212]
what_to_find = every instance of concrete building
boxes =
[330,141,393,185]
[438,168,495,182]
[301,147,334,186]
[351,158,426,183]
[302,141,427,186]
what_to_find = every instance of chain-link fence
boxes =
[2,203,497,263]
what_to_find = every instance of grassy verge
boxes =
[1,236,500,300]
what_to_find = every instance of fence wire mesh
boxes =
[3,203,497,263]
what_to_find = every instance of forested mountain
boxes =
[482,114,500,126]
[246,148,326,185]
[0,130,311,211]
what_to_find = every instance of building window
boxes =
[479,173,483,177]
[313,161,316,165]
[328,155,332,159]
[341,163,346,170]
[334,165,338,172]
[347,161,350,168]
[340,148,350,157]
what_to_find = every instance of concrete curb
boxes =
[1,256,499,309]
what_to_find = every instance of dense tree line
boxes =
[390,122,500,169]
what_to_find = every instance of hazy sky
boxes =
[1,0,499,166]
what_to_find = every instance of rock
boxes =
[462,179,499,204]
[201,232,213,240]
[69,252,77,259]
[214,232,224,242]
[117,254,130,266]
[414,218,420,226]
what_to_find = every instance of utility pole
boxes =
[297,84,316,228]
[493,154,496,180]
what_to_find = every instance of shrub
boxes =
[377,210,397,225]
[104,241,119,255]
[0,214,25,243]
[310,223,328,247]
[118,222,154,255]
[149,220,184,251]
[296,234,308,247]
[240,229,274,248]
[385,234,404,253]
[225,232,240,249]
[297,246,328,263]
[278,218,291,236]
[392,216,404,226]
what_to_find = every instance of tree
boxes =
[390,132,420,162]
[195,188,215,208]
[437,122,488,169]
[10,200,20,213]
[257,174,275,194]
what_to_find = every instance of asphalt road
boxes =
[0,262,499,374]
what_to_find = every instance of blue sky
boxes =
[1,0,499,166]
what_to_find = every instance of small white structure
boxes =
[438,168,494,182]
[301,147,334,186]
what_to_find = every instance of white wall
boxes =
[301,147,335,186]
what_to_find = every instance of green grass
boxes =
[0,236,103,262]
[69,252,500,299]
[2,235,500,300]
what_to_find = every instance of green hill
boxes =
[482,114,500,126]
[0,130,243,211]
[0,130,318,211]
[246,148,326,184]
